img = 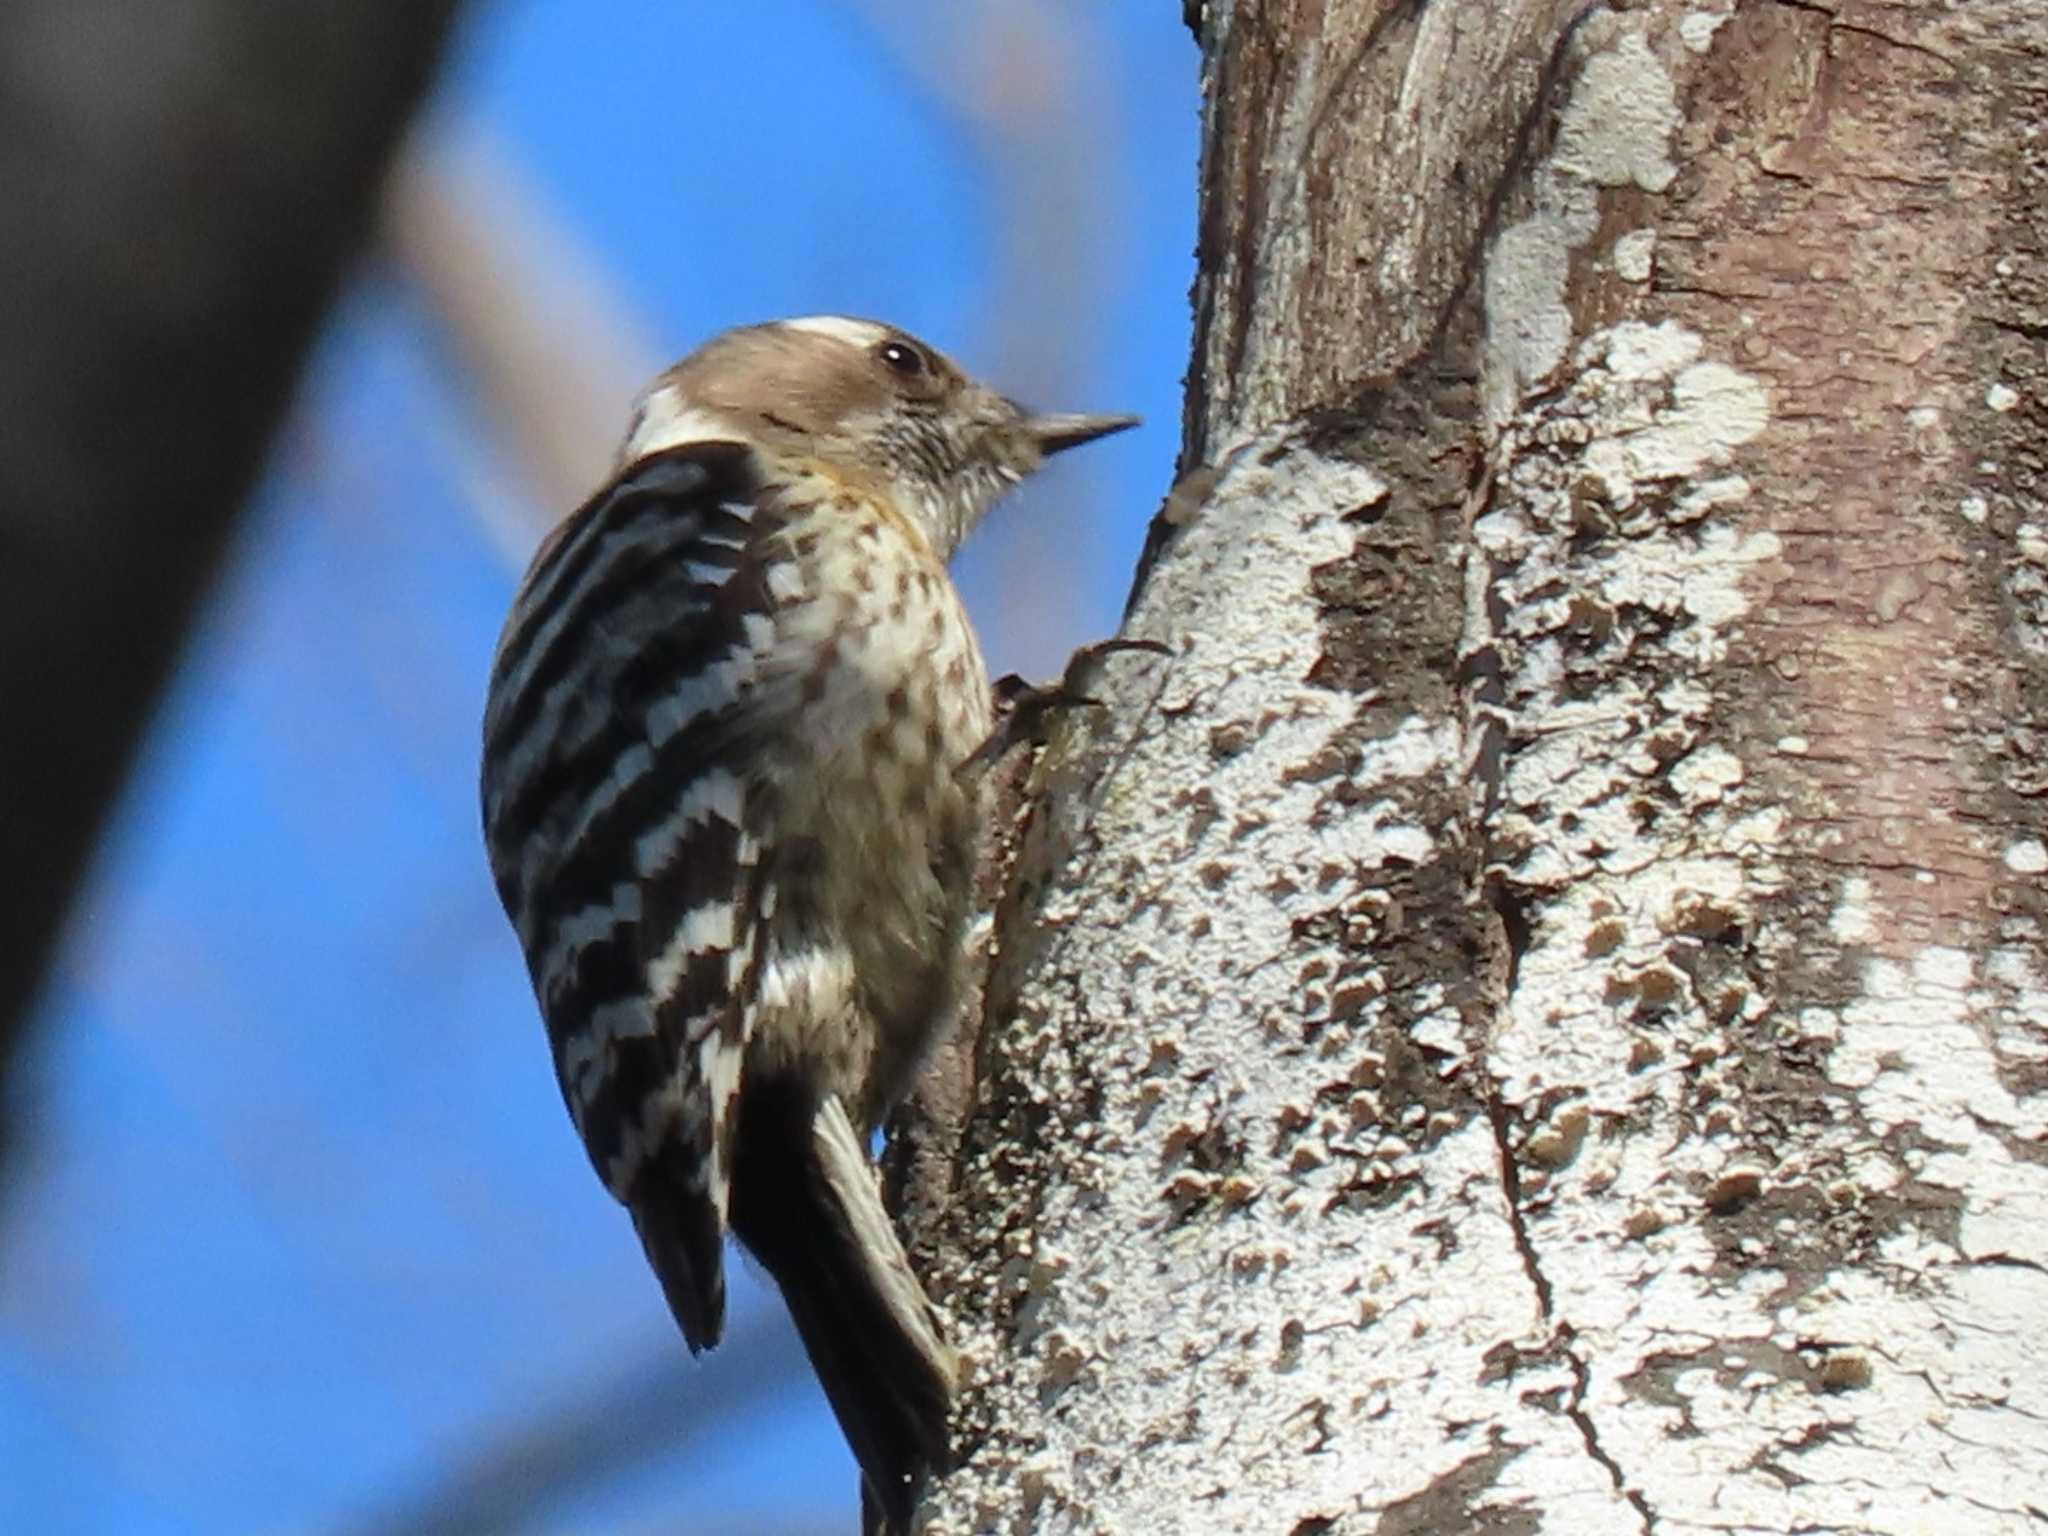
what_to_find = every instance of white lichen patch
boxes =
[922,429,1632,1533]
[1679,6,1733,54]
[1491,926,2048,1535]
[1651,944,2048,1529]
[1474,314,1780,922]
[1666,743,1744,803]
[1483,26,1682,420]
[1462,201,2048,1518]
[1486,185,1600,416]
[1580,364,1770,505]
[1473,278,2048,1529]
[2004,837,2047,875]
[1550,31,1681,192]
[1831,877,1881,945]
[2010,521,2048,663]
[1611,228,1657,283]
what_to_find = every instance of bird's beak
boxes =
[1025,412,1141,456]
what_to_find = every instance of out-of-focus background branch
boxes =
[383,132,657,558]
[0,0,462,1153]
[0,2,1193,1531]
[343,1313,808,1536]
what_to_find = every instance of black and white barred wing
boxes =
[480,441,774,1350]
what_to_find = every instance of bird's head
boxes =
[619,316,1136,558]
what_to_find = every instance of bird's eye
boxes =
[877,340,927,378]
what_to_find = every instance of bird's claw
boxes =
[959,637,1172,775]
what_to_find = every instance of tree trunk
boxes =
[903,3,2048,1531]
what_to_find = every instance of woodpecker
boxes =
[479,316,1135,1529]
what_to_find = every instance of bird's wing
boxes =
[480,440,782,1349]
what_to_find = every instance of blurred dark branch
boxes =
[339,1315,817,1536]
[0,1,462,1138]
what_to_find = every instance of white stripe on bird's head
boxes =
[777,315,894,350]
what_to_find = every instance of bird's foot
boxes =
[959,637,1171,775]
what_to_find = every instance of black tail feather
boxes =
[630,1169,728,1352]
[732,1077,956,1532]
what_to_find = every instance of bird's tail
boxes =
[630,1165,729,1352]
[732,1084,958,1533]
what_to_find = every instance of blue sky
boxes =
[0,4,1197,1532]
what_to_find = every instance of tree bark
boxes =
[0,1,461,1125]
[905,3,2048,1531]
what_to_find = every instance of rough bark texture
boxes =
[0,1,461,1124]
[904,3,2048,1532]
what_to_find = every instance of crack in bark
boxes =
[1965,1250,2048,1276]
[1482,1082,1554,1322]
[1561,1331,1657,1534]
[1475,886,1656,1525]
[1766,0,1959,71]
[1477,1032,1656,1530]
[1833,19,1960,70]
[1980,312,2048,342]
[1457,162,1671,1527]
